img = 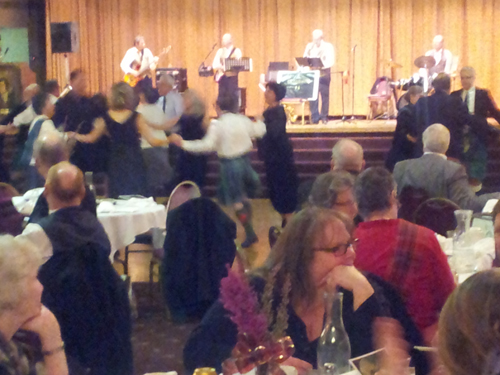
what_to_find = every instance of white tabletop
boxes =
[13,192,167,261]
[97,198,166,259]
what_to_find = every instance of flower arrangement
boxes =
[220,266,294,375]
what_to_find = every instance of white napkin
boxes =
[12,187,45,215]
[482,199,499,214]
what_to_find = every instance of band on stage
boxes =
[119,32,463,122]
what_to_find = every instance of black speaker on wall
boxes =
[28,0,47,84]
[50,22,79,53]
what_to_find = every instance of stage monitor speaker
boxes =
[50,22,79,53]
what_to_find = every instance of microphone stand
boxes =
[332,70,348,124]
[349,45,357,123]
[199,43,217,70]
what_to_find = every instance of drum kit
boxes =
[387,55,436,91]
[377,55,438,111]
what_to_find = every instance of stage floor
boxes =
[286,118,397,134]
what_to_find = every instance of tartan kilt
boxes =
[217,155,261,206]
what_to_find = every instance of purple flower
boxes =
[220,268,269,343]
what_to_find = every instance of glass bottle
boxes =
[84,171,96,195]
[452,209,475,274]
[317,291,351,375]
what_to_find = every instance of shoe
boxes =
[321,118,328,124]
[241,233,258,248]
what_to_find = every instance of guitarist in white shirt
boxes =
[120,35,157,90]
[212,33,242,104]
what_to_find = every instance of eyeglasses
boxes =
[314,239,358,257]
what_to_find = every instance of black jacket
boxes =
[37,206,132,375]
[162,197,237,321]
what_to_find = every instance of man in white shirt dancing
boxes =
[169,95,266,248]
[303,29,335,124]
[212,33,242,107]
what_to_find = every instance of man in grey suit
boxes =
[393,124,500,213]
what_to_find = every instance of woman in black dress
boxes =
[258,81,298,226]
[171,89,208,189]
[72,82,169,198]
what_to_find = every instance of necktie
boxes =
[464,90,469,113]
[162,96,167,113]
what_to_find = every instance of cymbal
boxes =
[414,55,436,69]
[381,59,402,68]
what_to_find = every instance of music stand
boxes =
[295,57,324,69]
[225,57,252,73]
[267,62,289,82]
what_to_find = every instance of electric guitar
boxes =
[214,47,237,82]
[124,46,171,87]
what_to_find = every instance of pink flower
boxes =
[220,268,269,343]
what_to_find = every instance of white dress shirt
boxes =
[120,47,155,75]
[425,48,453,74]
[303,40,335,69]
[136,103,168,149]
[212,46,243,71]
[19,222,53,263]
[13,104,36,126]
[181,112,265,158]
[461,87,476,114]
[423,151,447,160]
[155,91,184,120]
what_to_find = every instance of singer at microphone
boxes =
[303,29,335,124]
[212,33,242,103]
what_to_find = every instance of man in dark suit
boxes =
[53,70,107,173]
[450,66,500,189]
[414,73,490,161]
[394,124,500,213]
[27,162,132,375]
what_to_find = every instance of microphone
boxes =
[352,44,357,52]
[212,43,217,49]
[3,47,8,56]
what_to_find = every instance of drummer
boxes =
[418,35,453,91]
[425,35,453,75]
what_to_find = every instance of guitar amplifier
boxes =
[156,68,187,92]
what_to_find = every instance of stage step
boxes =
[201,129,500,198]
[201,131,395,198]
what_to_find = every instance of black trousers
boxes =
[309,70,331,123]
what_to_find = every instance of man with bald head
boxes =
[28,133,96,224]
[212,33,242,104]
[21,161,132,375]
[22,161,108,258]
[304,29,335,124]
[331,138,366,175]
[156,73,183,123]
[393,124,500,212]
[425,35,453,76]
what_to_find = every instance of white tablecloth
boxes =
[13,192,167,261]
[97,199,166,259]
